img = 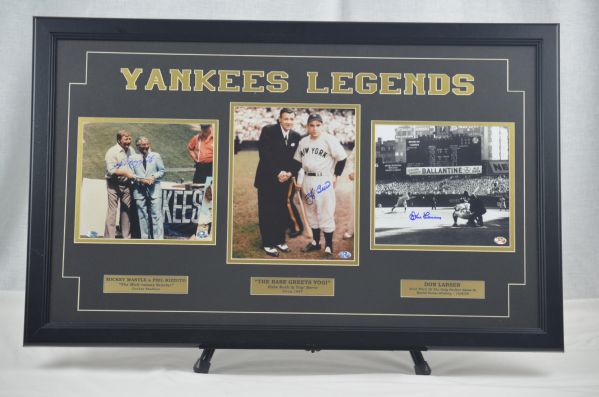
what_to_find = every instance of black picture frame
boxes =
[25,17,562,352]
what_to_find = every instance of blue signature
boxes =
[110,156,155,171]
[305,181,331,205]
[409,211,442,221]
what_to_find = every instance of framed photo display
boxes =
[25,18,562,354]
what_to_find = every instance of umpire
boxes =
[468,193,487,226]
[254,108,302,257]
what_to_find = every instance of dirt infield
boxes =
[375,207,510,246]
[230,150,356,262]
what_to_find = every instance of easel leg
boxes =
[409,350,431,375]
[193,348,215,373]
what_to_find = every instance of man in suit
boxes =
[254,108,302,257]
[131,136,166,239]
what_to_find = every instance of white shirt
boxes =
[104,143,135,178]
[280,125,290,142]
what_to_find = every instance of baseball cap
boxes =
[307,113,323,124]
[200,124,212,129]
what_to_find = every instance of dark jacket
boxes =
[254,123,301,189]
[469,195,487,215]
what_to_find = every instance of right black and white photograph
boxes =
[371,121,515,251]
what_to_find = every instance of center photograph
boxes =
[227,103,360,266]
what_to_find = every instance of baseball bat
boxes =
[292,177,313,239]
[286,182,301,233]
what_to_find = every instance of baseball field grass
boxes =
[230,150,357,263]
[82,122,199,182]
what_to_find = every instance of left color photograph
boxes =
[74,117,218,244]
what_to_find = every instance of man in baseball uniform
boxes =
[294,113,347,256]
[391,191,410,213]
[498,195,507,211]
[343,145,356,240]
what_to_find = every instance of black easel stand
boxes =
[193,348,215,373]
[410,350,432,375]
[193,348,431,375]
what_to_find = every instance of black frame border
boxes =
[25,17,562,351]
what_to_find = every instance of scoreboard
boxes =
[406,135,482,176]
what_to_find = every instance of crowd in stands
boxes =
[376,175,509,196]
[233,107,356,144]
[415,133,480,143]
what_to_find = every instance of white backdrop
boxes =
[1,0,598,298]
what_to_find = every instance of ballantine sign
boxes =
[406,165,483,176]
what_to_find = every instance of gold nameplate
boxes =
[103,275,188,294]
[250,277,335,296]
[401,279,485,299]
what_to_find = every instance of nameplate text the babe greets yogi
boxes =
[119,68,475,96]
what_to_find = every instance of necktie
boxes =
[143,156,147,170]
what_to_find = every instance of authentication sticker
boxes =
[494,236,508,245]
[338,251,352,259]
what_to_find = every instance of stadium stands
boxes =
[233,107,356,144]
[376,175,509,196]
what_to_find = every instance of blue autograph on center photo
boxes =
[305,181,331,205]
